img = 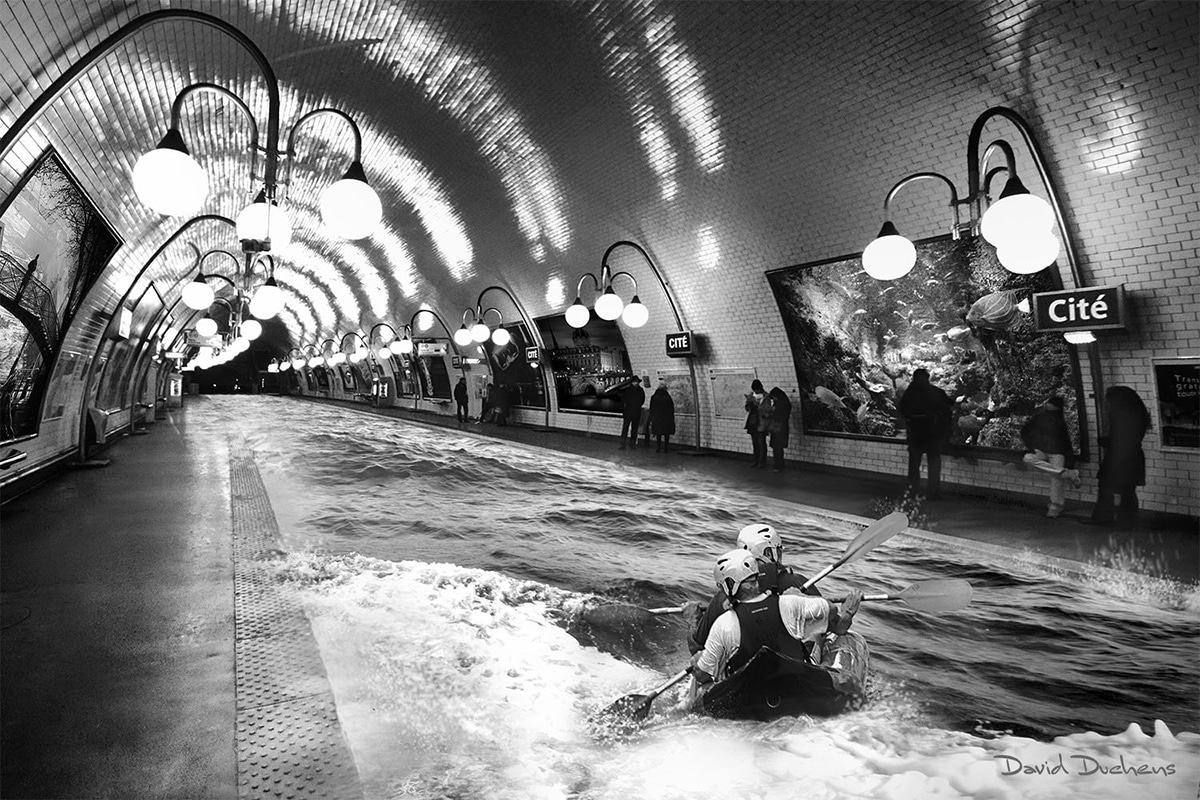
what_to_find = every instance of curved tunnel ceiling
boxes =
[2,1,731,356]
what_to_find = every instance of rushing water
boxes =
[205,396,1199,799]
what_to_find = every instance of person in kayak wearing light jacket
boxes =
[685,523,822,654]
[692,549,864,685]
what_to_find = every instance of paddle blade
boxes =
[593,693,654,724]
[581,602,655,628]
[896,578,973,612]
[839,511,909,566]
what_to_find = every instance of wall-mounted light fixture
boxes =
[369,322,400,360]
[340,332,370,364]
[454,286,530,346]
[566,246,648,329]
[863,107,1064,281]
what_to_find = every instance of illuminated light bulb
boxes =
[376,345,392,360]
[471,321,491,343]
[132,128,208,216]
[181,275,215,310]
[565,297,590,329]
[397,337,413,355]
[240,319,262,340]
[491,327,511,347]
[319,161,382,240]
[862,221,916,280]
[308,355,323,367]
[622,296,648,328]
[329,352,346,365]
[996,232,1060,275]
[236,192,292,250]
[377,326,395,345]
[291,358,306,370]
[980,176,1055,246]
[1016,298,1031,314]
[453,325,473,347]
[594,286,624,321]
[1063,330,1096,344]
[249,277,285,319]
[195,317,218,338]
[267,362,279,373]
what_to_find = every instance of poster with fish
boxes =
[765,235,1086,458]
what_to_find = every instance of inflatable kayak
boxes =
[699,632,869,721]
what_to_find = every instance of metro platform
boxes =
[1,396,1195,800]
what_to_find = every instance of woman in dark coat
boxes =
[767,387,792,472]
[648,385,676,452]
[1090,386,1151,526]
[744,379,767,467]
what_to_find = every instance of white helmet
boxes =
[714,548,760,599]
[737,523,782,564]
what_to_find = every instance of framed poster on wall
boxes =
[1153,358,1199,450]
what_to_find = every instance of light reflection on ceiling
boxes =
[544,275,567,309]
[338,242,391,320]
[696,224,720,271]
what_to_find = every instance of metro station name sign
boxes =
[1032,285,1126,332]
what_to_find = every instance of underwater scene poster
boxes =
[766,235,1086,460]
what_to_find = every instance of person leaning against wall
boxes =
[1086,385,1152,528]
[766,387,792,473]
[745,379,767,468]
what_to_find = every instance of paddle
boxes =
[584,577,972,627]
[591,512,909,722]
[590,668,693,725]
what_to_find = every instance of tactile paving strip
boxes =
[230,444,362,800]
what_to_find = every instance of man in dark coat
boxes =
[454,377,469,422]
[767,387,792,472]
[899,368,953,499]
[1090,386,1151,526]
[619,376,645,449]
[648,384,676,452]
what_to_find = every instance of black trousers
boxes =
[455,401,468,422]
[907,445,942,496]
[621,412,641,446]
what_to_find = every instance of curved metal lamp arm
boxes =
[368,321,399,343]
[605,270,639,296]
[339,331,369,350]
[282,107,365,198]
[573,272,600,300]
[460,308,479,328]
[169,83,261,193]
[198,248,242,275]
[881,172,963,233]
[480,307,504,327]
[409,309,464,355]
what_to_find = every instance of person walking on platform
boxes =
[479,382,494,423]
[619,376,645,449]
[899,368,953,499]
[1089,385,1152,527]
[745,379,767,468]
[454,377,470,422]
[766,387,792,473]
[1021,395,1080,518]
[648,383,676,453]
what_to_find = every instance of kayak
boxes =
[699,632,870,721]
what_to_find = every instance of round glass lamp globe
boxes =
[491,327,511,347]
[249,283,285,319]
[195,317,218,338]
[997,232,1060,275]
[565,301,590,329]
[307,356,322,368]
[278,361,290,371]
[471,322,491,343]
[862,234,916,280]
[292,358,306,370]
[329,352,346,365]
[181,279,215,311]
[132,148,207,216]
[376,345,391,360]
[377,327,395,344]
[240,319,262,340]
[236,200,292,250]
[980,193,1054,247]
[320,179,382,240]
[622,300,649,328]
[453,326,474,347]
[594,290,624,321]
[397,338,413,355]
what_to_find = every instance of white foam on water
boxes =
[272,552,1200,800]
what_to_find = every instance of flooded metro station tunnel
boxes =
[1,3,1197,800]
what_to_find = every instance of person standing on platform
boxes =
[899,368,953,499]
[454,376,469,422]
[745,379,767,468]
[619,376,645,449]
[648,383,676,453]
[1089,385,1152,527]
[1020,395,1081,518]
[479,382,494,424]
[767,387,792,473]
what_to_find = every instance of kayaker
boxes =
[691,549,864,686]
[685,523,821,653]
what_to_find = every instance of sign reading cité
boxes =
[666,331,694,358]
[1032,285,1126,332]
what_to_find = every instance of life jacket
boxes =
[759,563,819,597]
[726,594,811,675]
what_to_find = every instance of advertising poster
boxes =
[1153,359,1199,450]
